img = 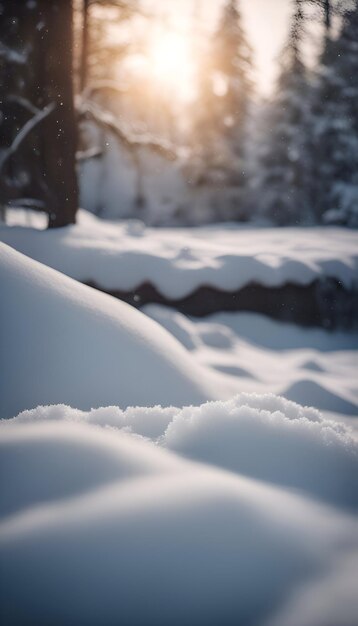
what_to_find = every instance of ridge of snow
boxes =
[0,243,237,419]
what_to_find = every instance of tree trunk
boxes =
[324,0,331,32]
[80,0,90,93]
[36,0,79,227]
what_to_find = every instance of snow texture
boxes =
[1,406,357,626]
[10,395,358,510]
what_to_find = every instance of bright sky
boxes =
[142,0,293,96]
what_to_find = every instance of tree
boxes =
[304,0,350,33]
[306,0,334,31]
[77,0,137,92]
[191,0,253,221]
[36,0,79,227]
[0,0,79,227]
[211,0,253,165]
[256,0,314,225]
[311,0,358,225]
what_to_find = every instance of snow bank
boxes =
[1,210,357,298]
[1,412,357,626]
[0,243,237,419]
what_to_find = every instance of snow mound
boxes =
[1,413,357,626]
[144,305,358,421]
[162,394,358,509]
[10,396,357,510]
[0,244,237,419]
[0,419,183,519]
[284,379,358,415]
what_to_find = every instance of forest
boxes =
[1,0,357,227]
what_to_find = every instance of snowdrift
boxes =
[0,243,237,419]
[11,396,358,510]
[1,210,357,298]
[1,405,358,626]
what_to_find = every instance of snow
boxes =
[1,209,357,298]
[0,243,237,419]
[10,395,358,510]
[1,242,358,625]
[1,410,357,626]
[144,306,358,426]
[78,119,188,223]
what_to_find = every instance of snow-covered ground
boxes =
[1,226,357,625]
[1,209,357,297]
[1,401,357,626]
[144,305,358,431]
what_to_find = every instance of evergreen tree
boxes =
[256,0,314,225]
[191,0,253,221]
[211,0,253,167]
[312,1,358,225]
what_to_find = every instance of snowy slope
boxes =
[1,209,357,298]
[0,244,237,419]
[1,407,357,626]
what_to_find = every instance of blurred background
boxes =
[0,0,357,228]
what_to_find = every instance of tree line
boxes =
[192,0,358,226]
[0,0,357,227]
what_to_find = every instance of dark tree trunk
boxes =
[36,0,79,227]
[324,0,331,32]
[80,0,90,92]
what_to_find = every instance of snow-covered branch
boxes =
[0,102,56,174]
[76,146,103,161]
[0,43,28,65]
[78,100,177,162]
[6,95,41,116]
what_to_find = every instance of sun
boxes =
[145,30,194,100]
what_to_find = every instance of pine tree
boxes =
[211,0,253,166]
[312,1,358,225]
[191,0,253,221]
[256,0,314,225]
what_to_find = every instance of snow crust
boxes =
[1,209,357,298]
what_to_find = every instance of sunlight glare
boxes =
[146,30,193,99]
